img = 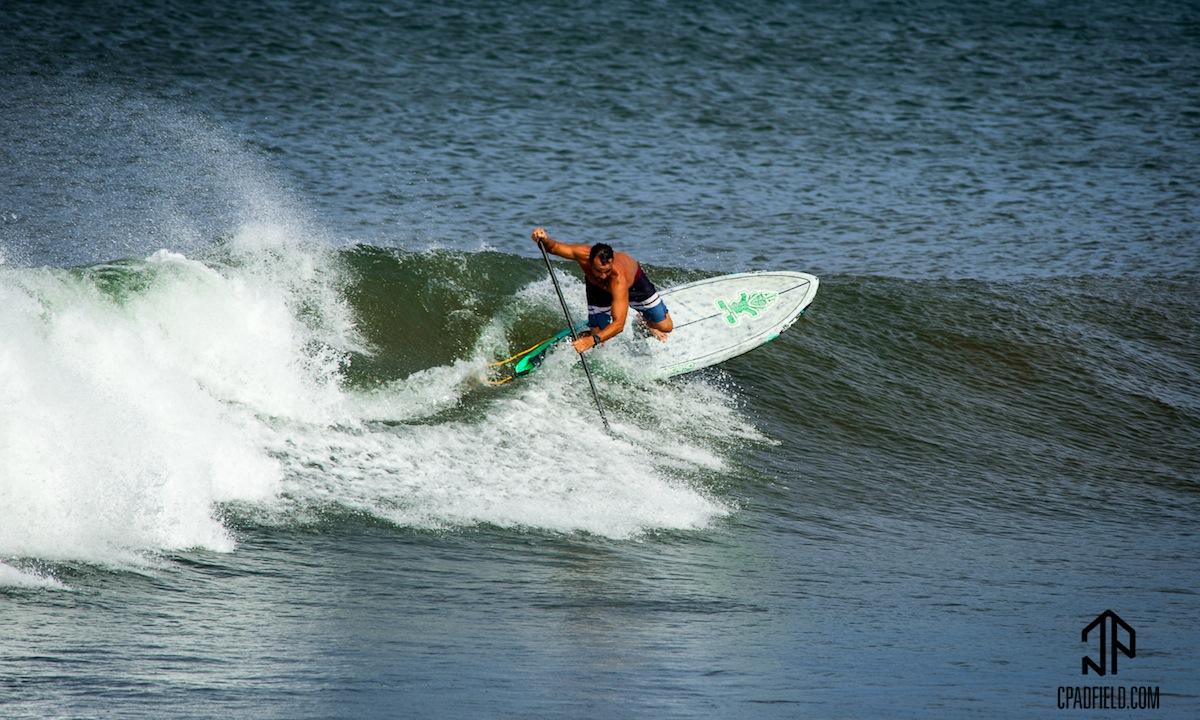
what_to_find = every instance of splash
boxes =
[0,83,756,569]
[0,241,761,570]
[0,226,355,567]
[0,561,66,590]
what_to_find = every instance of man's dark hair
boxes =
[589,243,614,264]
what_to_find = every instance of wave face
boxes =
[737,273,1199,527]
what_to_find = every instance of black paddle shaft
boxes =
[537,240,612,435]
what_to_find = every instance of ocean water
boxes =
[2,0,1198,718]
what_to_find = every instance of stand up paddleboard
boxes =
[502,271,818,381]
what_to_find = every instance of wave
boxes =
[0,231,748,577]
[4,229,1196,580]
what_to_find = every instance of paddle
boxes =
[537,240,613,435]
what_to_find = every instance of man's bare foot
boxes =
[635,316,669,341]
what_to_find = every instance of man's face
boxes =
[591,257,614,281]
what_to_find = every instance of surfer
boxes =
[532,227,672,352]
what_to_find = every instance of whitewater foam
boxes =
[253,271,763,539]
[0,221,366,562]
[1,231,760,572]
[269,375,736,539]
[0,561,66,590]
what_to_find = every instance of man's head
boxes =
[589,243,615,279]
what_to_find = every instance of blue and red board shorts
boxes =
[585,266,668,328]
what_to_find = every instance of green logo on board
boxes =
[717,291,778,325]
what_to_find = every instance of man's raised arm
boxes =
[532,227,589,262]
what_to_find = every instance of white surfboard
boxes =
[613,270,819,379]
[508,271,818,381]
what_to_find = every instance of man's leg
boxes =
[637,304,672,341]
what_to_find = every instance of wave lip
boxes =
[0,562,67,590]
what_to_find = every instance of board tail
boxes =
[486,324,586,384]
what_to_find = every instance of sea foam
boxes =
[1,227,749,572]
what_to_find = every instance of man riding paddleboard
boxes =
[532,227,673,353]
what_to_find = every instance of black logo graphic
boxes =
[1082,610,1135,676]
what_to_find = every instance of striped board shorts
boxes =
[585,266,668,327]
